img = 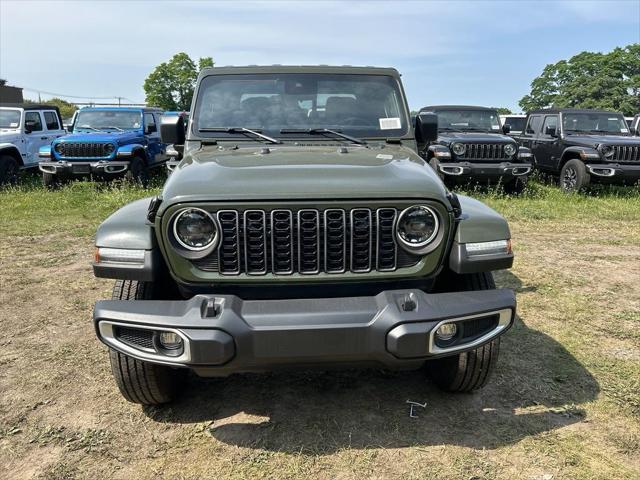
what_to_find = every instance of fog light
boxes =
[435,323,457,341]
[158,331,183,350]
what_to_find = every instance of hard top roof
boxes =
[198,65,401,77]
[420,105,497,112]
[79,106,163,113]
[528,108,624,115]
[0,103,61,112]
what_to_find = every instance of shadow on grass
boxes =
[145,279,598,453]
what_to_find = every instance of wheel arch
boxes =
[0,144,24,167]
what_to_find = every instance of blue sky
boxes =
[1,0,638,112]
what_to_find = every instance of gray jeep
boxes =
[92,66,517,405]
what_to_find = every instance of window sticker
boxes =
[491,125,500,130]
[608,118,619,121]
[10,122,18,128]
[379,117,401,130]
[621,128,629,133]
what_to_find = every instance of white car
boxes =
[499,114,526,136]
[0,104,67,184]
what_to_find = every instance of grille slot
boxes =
[460,315,500,342]
[58,142,112,158]
[115,327,154,350]
[192,207,422,275]
[244,210,267,274]
[612,145,640,162]
[324,209,347,273]
[464,143,509,160]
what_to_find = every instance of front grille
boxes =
[612,145,640,162]
[193,207,421,275]
[57,142,112,158]
[462,143,510,160]
[114,326,154,350]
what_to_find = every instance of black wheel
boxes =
[42,171,60,189]
[427,271,501,393]
[503,176,527,195]
[0,155,19,185]
[124,156,149,187]
[108,280,185,405]
[560,159,590,192]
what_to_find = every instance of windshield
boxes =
[0,109,21,129]
[74,110,142,131]
[504,116,525,131]
[433,109,501,133]
[193,73,408,139]
[562,113,629,135]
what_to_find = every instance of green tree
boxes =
[143,53,214,110]
[24,97,77,119]
[492,107,512,115]
[519,44,640,116]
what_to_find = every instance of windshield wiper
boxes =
[77,125,100,132]
[199,127,281,144]
[99,126,124,132]
[280,128,366,145]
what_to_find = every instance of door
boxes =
[144,113,166,165]
[520,115,543,163]
[43,109,66,149]
[535,115,560,170]
[23,111,48,166]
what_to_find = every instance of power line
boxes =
[20,86,143,103]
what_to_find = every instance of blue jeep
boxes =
[38,107,168,187]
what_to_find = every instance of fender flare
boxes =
[116,143,147,161]
[0,143,24,166]
[558,146,598,169]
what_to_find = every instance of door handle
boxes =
[40,136,48,140]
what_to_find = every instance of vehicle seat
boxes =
[324,97,358,125]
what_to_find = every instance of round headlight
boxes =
[451,143,466,156]
[104,143,115,154]
[172,208,218,251]
[396,205,439,250]
[599,144,614,158]
[54,143,64,154]
[504,143,517,156]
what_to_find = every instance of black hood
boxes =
[437,132,515,144]
[564,134,640,148]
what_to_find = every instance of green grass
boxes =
[1,173,639,239]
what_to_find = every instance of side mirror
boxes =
[145,124,157,135]
[24,121,34,134]
[160,115,185,145]
[545,125,557,137]
[415,113,438,143]
[630,126,638,136]
[502,124,511,135]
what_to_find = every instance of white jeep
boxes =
[0,104,67,184]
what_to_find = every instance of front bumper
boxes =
[93,288,516,375]
[586,163,640,183]
[439,162,532,179]
[39,160,130,177]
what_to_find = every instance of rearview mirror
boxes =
[545,125,557,137]
[160,115,185,145]
[415,113,438,143]
[502,124,511,135]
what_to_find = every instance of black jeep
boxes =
[517,108,640,191]
[417,105,533,194]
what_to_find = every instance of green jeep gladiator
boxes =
[92,66,517,405]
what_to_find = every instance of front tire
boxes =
[560,159,590,192]
[503,176,527,195]
[108,280,185,405]
[0,155,19,185]
[42,171,61,189]
[124,156,149,187]
[427,271,501,393]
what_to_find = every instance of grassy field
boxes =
[0,173,639,479]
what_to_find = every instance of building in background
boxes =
[0,79,24,103]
